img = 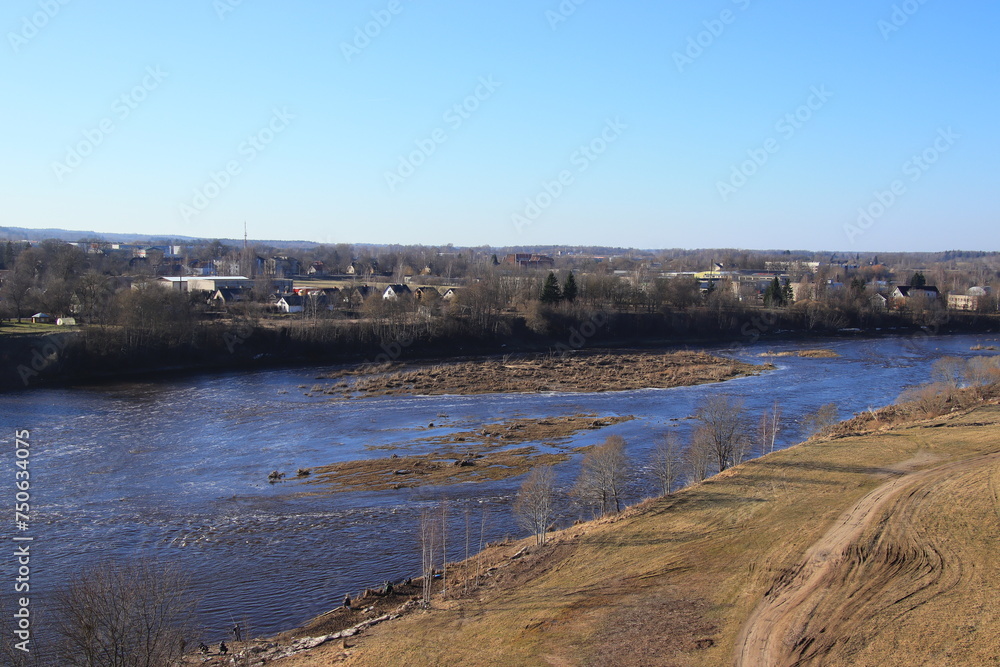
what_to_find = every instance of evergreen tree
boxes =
[781,279,794,305]
[540,272,562,304]
[490,253,499,266]
[764,277,782,307]
[910,271,927,287]
[562,272,578,302]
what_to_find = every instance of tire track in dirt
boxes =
[733,451,1000,667]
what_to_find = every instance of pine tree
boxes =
[781,279,794,305]
[764,277,782,307]
[562,272,578,302]
[540,272,562,304]
[910,271,927,287]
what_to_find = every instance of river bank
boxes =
[2,312,996,393]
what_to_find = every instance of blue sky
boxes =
[3,0,997,251]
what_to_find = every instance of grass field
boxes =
[272,398,1000,666]
[0,321,69,336]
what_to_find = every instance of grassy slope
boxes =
[282,403,1000,667]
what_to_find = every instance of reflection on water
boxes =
[1,334,996,639]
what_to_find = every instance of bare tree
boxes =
[684,427,715,484]
[476,505,489,587]
[802,403,839,436]
[513,466,556,545]
[964,356,1000,388]
[572,435,630,517]
[52,560,196,667]
[931,356,967,388]
[418,508,440,607]
[440,500,449,599]
[463,507,471,597]
[693,394,747,472]
[650,433,682,496]
[758,399,782,456]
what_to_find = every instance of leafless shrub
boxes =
[964,355,1000,388]
[801,402,839,436]
[51,560,196,667]
[897,382,954,418]
[931,356,967,388]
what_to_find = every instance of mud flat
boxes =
[318,350,772,398]
[299,414,634,493]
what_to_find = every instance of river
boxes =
[2,333,997,642]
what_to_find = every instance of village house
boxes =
[276,294,304,313]
[891,285,940,309]
[442,288,461,301]
[948,287,991,311]
[892,285,940,300]
[210,288,245,306]
[414,286,441,301]
[267,256,300,278]
[382,284,412,300]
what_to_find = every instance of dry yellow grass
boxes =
[274,402,1000,667]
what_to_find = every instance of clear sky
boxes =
[3,0,997,251]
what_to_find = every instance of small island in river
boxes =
[319,349,774,398]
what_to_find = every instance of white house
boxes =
[891,286,939,300]
[382,284,412,300]
[276,295,304,313]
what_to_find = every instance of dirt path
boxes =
[733,451,1000,667]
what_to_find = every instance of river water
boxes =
[2,333,997,641]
